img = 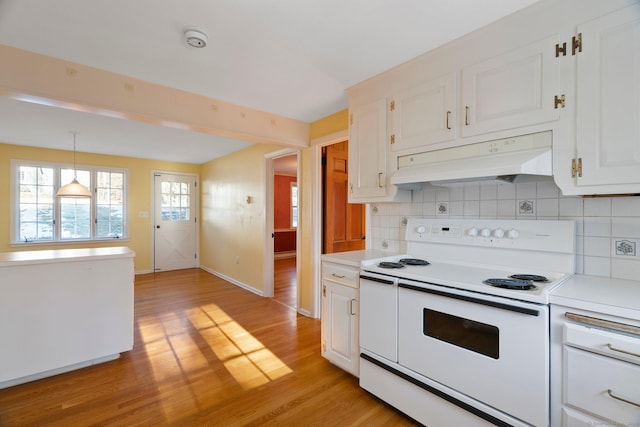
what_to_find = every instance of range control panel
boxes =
[406,218,575,254]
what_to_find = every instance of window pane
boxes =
[96,171,125,238]
[18,166,55,242]
[60,198,91,240]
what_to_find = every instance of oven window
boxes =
[423,309,499,359]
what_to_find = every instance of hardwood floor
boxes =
[273,257,296,308]
[0,268,418,426]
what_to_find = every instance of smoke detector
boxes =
[184,28,208,48]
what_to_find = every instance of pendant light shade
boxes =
[56,132,92,198]
[56,178,93,198]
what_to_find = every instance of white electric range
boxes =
[359,218,576,427]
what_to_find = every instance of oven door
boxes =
[359,272,398,362]
[398,281,549,427]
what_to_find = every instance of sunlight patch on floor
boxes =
[136,303,293,421]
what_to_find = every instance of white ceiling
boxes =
[0,0,540,164]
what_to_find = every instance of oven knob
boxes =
[480,228,491,237]
[507,229,519,239]
[416,225,428,234]
[468,227,478,237]
[493,228,505,238]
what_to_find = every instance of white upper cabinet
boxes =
[348,98,411,203]
[389,73,457,152]
[573,5,640,189]
[461,35,560,138]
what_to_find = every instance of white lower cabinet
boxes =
[552,306,640,426]
[321,261,359,376]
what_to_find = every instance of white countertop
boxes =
[0,246,135,267]
[551,274,640,322]
[321,249,397,268]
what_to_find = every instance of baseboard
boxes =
[199,266,264,297]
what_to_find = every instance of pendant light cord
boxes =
[72,131,78,179]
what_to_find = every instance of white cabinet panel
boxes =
[461,35,560,138]
[348,99,387,200]
[321,261,359,376]
[576,6,640,187]
[390,73,457,152]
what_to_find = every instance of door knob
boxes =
[156,225,160,229]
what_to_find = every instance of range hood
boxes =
[390,131,553,187]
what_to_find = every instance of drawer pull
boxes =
[607,389,640,408]
[607,343,640,359]
[331,273,346,279]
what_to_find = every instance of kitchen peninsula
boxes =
[0,246,135,389]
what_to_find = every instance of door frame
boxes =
[263,149,300,304]
[310,129,349,318]
[150,170,200,273]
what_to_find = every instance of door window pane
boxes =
[161,179,190,221]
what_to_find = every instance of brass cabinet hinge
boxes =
[555,33,582,57]
[572,33,582,55]
[349,183,353,194]
[390,100,395,111]
[390,134,395,144]
[349,114,353,126]
[554,94,566,109]
[571,158,583,178]
[322,340,326,352]
[322,285,326,297]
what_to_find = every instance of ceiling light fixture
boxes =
[184,28,208,48]
[56,131,92,198]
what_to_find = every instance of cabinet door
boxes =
[321,280,359,376]
[390,73,457,152]
[461,35,560,138]
[575,6,640,187]
[348,99,387,200]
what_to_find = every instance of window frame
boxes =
[11,159,129,245]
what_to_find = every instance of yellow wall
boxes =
[309,109,348,140]
[0,142,200,273]
[200,143,282,292]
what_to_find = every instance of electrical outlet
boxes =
[138,211,149,218]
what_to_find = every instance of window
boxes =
[290,182,298,228]
[12,160,128,244]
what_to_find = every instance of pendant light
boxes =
[56,132,92,198]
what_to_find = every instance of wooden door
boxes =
[324,141,365,253]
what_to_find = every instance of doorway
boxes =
[153,172,198,272]
[264,150,300,310]
[273,154,298,308]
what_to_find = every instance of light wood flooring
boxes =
[0,268,418,426]
[273,257,296,309]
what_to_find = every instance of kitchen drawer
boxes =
[321,262,359,288]
[565,347,640,424]
[564,319,640,366]
[561,406,605,427]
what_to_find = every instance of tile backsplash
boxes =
[369,178,640,281]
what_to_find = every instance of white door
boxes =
[154,173,197,272]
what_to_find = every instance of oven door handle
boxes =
[360,274,395,285]
[399,282,540,316]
